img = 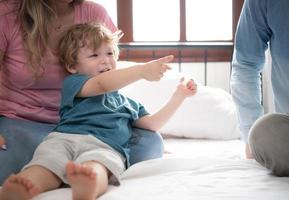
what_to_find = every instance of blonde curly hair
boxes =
[58,22,123,70]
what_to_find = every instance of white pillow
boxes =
[120,69,240,140]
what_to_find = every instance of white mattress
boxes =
[31,138,289,200]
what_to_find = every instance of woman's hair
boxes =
[2,0,84,76]
[58,23,123,69]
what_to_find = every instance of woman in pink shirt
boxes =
[0,0,164,184]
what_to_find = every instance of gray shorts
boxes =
[23,132,125,185]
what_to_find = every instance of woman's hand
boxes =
[141,55,174,81]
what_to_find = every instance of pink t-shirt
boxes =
[0,1,117,123]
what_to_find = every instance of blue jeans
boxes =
[0,117,164,185]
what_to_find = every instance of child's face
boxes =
[70,42,117,76]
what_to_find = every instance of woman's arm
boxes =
[133,78,197,132]
[78,55,174,97]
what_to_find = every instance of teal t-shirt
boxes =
[54,74,149,167]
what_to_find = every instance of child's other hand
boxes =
[142,55,174,81]
[175,77,197,98]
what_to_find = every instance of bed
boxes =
[31,69,289,200]
[34,138,289,200]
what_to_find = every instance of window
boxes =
[186,0,232,41]
[92,0,242,42]
[91,0,244,62]
[132,0,232,42]
[118,0,241,42]
[133,0,179,41]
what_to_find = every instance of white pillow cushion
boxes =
[120,70,240,140]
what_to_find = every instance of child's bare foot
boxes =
[66,161,98,200]
[0,174,40,200]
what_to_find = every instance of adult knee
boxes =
[146,132,164,156]
[129,129,164,165]
[249,113,289,176]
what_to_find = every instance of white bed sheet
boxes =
[30,138,289,200]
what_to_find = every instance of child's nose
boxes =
[101,55,109,63]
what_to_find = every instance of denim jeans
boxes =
[0,116,164,184]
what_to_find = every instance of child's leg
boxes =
[0,165,62,200]
[66,161,109,200]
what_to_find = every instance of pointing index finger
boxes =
[157,55,174,64]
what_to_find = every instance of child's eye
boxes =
[107,52,114,56]
[90,54,98,57]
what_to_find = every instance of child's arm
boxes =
[78,55,173,97]
[133,78,197,131]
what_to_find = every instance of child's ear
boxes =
[66,65,78,74]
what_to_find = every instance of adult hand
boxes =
[142,55,174,81]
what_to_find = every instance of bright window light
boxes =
[186,0,232,41]
[133,0,180,41]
